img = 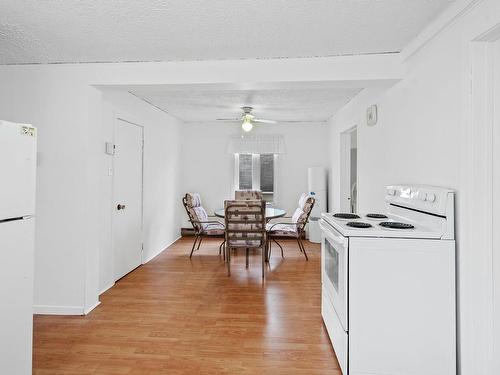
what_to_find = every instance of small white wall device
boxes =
[366,105,378,126]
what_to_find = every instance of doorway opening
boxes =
[340,127,358,213]
[493,36,500,375]
[465,24,500,375]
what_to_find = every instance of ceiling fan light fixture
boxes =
[242,117,253,132]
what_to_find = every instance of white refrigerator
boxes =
[0,120,37,374]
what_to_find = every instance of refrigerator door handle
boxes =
[0,217,24,224]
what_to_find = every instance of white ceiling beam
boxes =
[90,53,404,88]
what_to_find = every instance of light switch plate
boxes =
[367,104,378,126]
[105,142,115,155]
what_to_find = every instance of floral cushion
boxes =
[235,190,263,200]
[224,199,266,248]
[291,207,305,223]
[193,206,208,223]
[184,193,225,234]
[227,231,265,239]
[227,239,264,248]
[266,193,315,236]
[298,193,315,214]
[266,222,298,236]
[203,222,225,235]
[186,206,201,231]
[186,192,202,208]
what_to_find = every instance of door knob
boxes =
[117,204,126,210]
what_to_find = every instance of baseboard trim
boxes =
[99,282,115,296]
[84,301,101,315]
[33,304,84,316]
[142,236,182,264]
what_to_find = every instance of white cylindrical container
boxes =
[308,217,321,243]
[307,167,327,243]
[308,166,327,215]
[308,167,327,192]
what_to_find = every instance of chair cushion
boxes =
[227,232,265,239]
[186,192,202,208]
[227,239,263,248]
[224,200,266,249]
[291,207,306,224]
[235,190,263,200]
[193,206,208,223]
[298,193,308,207]
[298,193,315,213]
[203,222,225,235]
[266,222,298,236]
[227,222,265,231]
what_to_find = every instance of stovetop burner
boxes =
[346,222,372,228]
[366,213,388,219]
[379,222,415,229]
[333,213,360,219]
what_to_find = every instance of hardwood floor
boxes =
[33,238,340,374]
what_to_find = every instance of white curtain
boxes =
[227,134,286,154]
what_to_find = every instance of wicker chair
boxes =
[235,190,263,200]
[224,200,267,278]
[182,193,225,258]
[266,193,315,261]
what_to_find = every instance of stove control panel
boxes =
[385,185,454,217]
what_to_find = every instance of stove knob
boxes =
[418,191,427,201]
[427,193,436,202]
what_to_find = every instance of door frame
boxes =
[339,126,357,213]
[493,38,500,375]
[111,116,145,280]
[461,23,500,375]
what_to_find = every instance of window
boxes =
[238,154,253,190]
[235,154,276,202]
[259,154,274,193]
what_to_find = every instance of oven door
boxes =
[320,219,349,331]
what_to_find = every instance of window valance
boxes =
[227,134,286,155]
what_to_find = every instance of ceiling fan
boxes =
[216,106,277,132]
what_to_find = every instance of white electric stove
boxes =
[320,185,456,375]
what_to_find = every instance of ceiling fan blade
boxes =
[276,120,325,123]
[216,118,241,121]
[253,118,277,124]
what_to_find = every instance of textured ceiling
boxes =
[0,0,452,64]
[130,85,362,122]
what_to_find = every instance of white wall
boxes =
[327,1,500,374]
[179,122,329,226]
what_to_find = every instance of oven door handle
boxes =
[319,219,348,248]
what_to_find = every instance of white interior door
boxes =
[113,118,143,281]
